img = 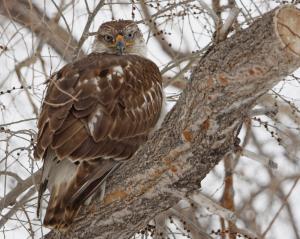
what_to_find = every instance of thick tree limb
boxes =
[44,5,300,239]
[0,0,83,62]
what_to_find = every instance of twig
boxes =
[221,154,236,239]
[250,106,278,117]
[135,0,195,24]
[218,7,240,41]
[262,177,300,237]
[189,193,259,239]
[170,206,214,239]
[0,171,23,183]
[240,148,278,169]
[189,193,237,223]
[73,0,105,59]
[50,0,72,35]
[197,0,219,27]
[0,0,83,62]
[0,169,42,212]
[140,0,188,59]
[0,118,37,128]
[0,187,36,228]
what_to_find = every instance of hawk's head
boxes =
[93,20,147,57]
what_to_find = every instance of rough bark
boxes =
[0,0,83,62]
[44,5,300,239]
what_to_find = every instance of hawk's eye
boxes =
[125,32,135,40]
[103,34,113,42]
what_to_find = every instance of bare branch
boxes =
[0,0,83,62]
[262,177,300,237]
[73,0,105,60]
[0,169,41,213]
[190,193,236,223]
[218,7,240,41]
[0,187,36,228]
[238,148,278,169]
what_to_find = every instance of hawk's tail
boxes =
[37,150,119,230]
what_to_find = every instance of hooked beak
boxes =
[115,34,125,55]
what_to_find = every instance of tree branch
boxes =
[0,169,41,213]
[0,0,83,62]
[44,5,300,239]
[72,0,105,60]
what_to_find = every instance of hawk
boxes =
[35,20,165,230]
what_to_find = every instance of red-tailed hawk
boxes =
[35,20,165,230]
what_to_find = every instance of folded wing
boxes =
[35,53,163,229]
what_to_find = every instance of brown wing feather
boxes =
[35,53,163,161]
[35,53,163,230]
